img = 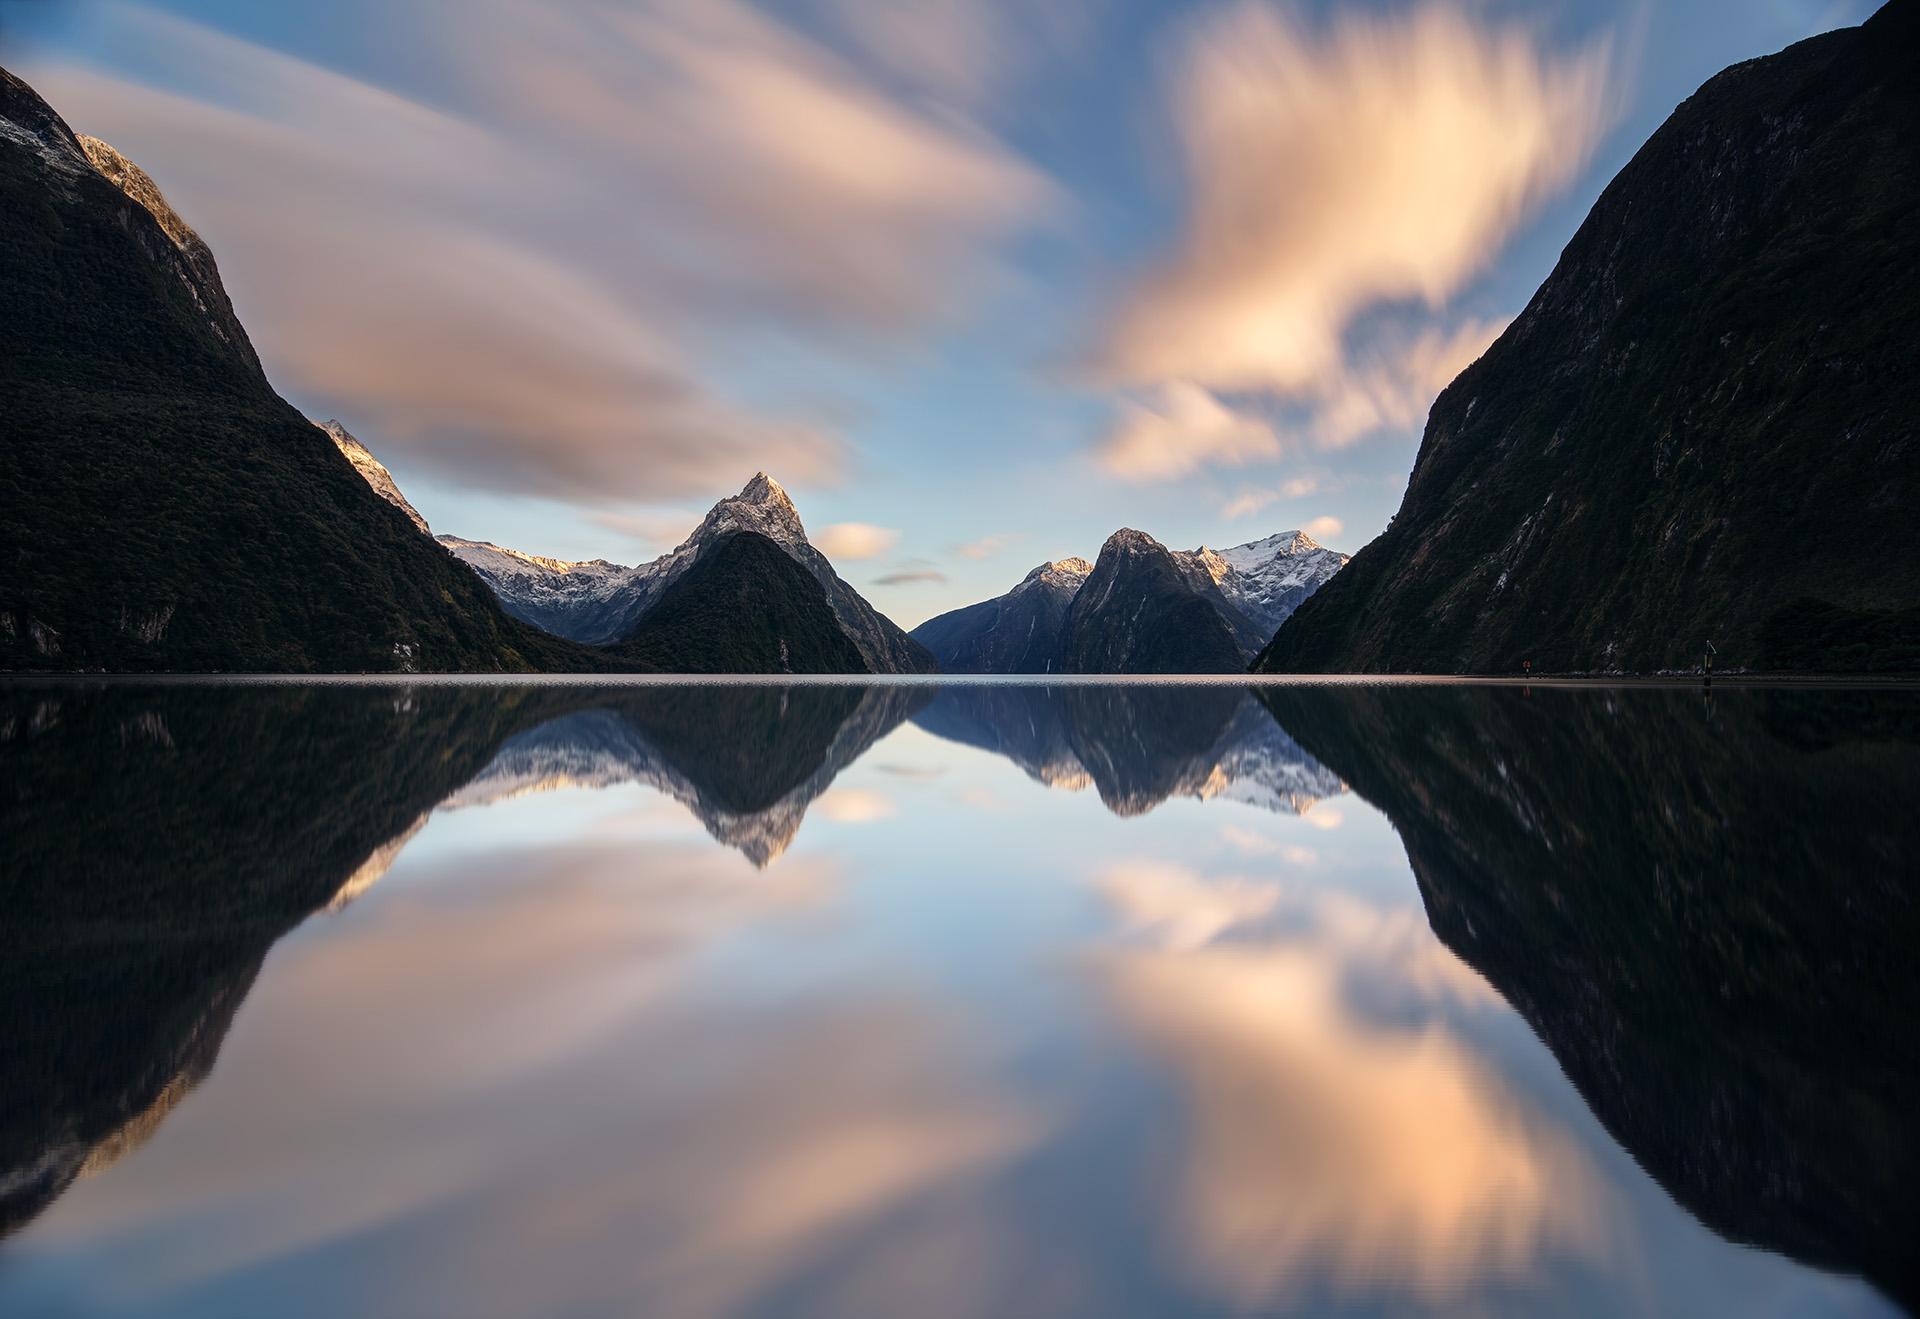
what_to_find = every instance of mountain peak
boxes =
[319,420,431,535]
[740,471,790,505]
[693,472,807,548]
[78,136,203,253]
[1101,528,1165,556]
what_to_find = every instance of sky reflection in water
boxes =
[0,681,1910,1318]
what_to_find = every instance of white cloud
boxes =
[955,533,1026,560]
[1095,382,1282,482]
[25,0,1058,504]
[1302,516,1344,545]
[1221,476,1321,520]
[1311,317,1508,450]
[589,509,701,553]
[1102,4,1611,393]
[814,522,902,561]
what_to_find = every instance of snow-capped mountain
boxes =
[913,527,1349,673]
[435,473,932,672]
[1170,530,1349,653]
[434,536,649,643]
[320,420,431,535]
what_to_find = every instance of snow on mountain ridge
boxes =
[321,420,432,535]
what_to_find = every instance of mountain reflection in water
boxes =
[0,680,1912,1317]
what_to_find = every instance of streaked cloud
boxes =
[1221,476,1320,520]
[1087,4,1609,482]
[955,532,1027,560]
[1095,382,1281,482]
[1103,4,1610,392]
[24,0,1057,504]
[873,569,948,587]
[1311,317,1509,450]
[815,523,903,562]
[589,509,700,554]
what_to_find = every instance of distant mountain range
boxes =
[437,473,935,673]
[1258,2,1920,675]
[913,528,1346,674]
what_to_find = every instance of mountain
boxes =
[442,474,936,673]
[909,558,1091,673]
[914,532,1345,674]
[616,531,871,673]
[1259,682,1920,1309]
[320,420,430,535]
[1259,3,1920,675]
[913,685,1344,818]
[1062,530,1246,674]
[1195,532,1348,641]
[0,68,595,673]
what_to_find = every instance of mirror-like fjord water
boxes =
[1,680,1914,1318]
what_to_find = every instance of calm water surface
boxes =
[1,680,1915,1317]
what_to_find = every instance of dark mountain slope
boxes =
[1260,3,1920,674]
[1063,530,1244,674]
[0,68,605,673]
[911,558,1090,673]
[617,531,871,673]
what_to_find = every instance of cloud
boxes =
[955,533,1026,560]
[872,569,948,587]
[1302,516,1344,544]
[1095,381,1282,482]
[1221,476,1320,520]
[589,509,701,554]
[23,0,1057,503]
[1101,4,1611,394]
[1311,317,1508,450]
[821,0,1098,108]
[480,0,1061,331]
[815,523,902,562]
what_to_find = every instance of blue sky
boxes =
[2,0,1878,625]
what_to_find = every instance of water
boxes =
[1,679,1914,1318]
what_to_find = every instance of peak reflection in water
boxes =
[0,680,1913,1316]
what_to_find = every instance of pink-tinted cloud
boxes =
[1103,5,1610,393]
[1095,382,1281,482]
[23,0,1057,503]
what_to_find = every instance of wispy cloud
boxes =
[1095,382,1281,482]
[1088,3,1610,480]
[26,0,1057,504]
[1220,476,1321,521]
[589,509,700,553]
[815,523,902,561]
[954,532,1026,560]
[873,569,948,586]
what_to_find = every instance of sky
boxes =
[0,0,1880,626]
